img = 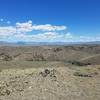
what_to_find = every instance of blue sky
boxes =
[0,0,100,42]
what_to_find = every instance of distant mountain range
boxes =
[0,41,100,46]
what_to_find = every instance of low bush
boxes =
[68,60,91,66]
[74,72,92,77]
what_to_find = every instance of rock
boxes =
[44,69,50,75]
[39,69,57,81]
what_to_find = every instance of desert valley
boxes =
[0,45,100,100]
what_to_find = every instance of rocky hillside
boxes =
[0,45,100,64]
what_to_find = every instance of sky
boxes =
[0,0,100,42]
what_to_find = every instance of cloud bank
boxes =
[0,20,99,42]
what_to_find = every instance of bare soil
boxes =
[0,45,100,100]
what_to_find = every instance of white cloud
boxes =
[16,21,66,32]
[16,21,33,33]
[0,20,99,42]
[32,24,66,31]
[0,26,16,36]
[12,32,73,42]
[0,20,67,37]
[0,20,68,42]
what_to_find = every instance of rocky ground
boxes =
[0,45,100,100]
[0,64,100,100]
